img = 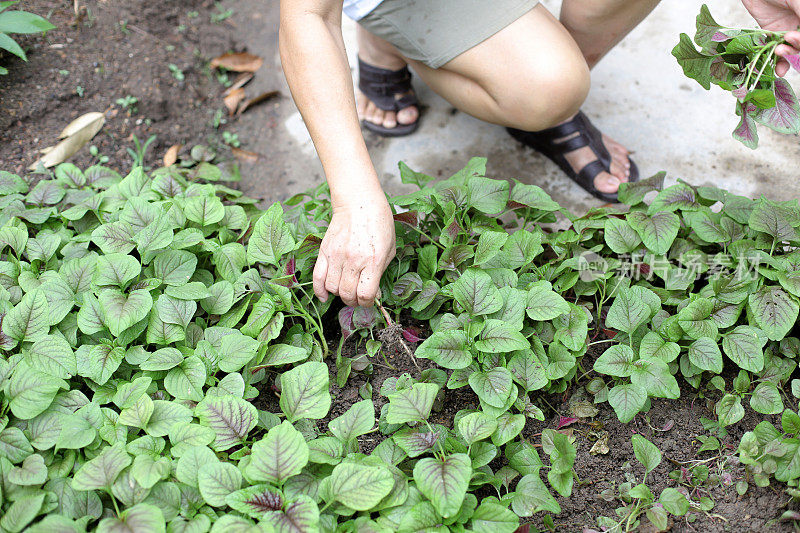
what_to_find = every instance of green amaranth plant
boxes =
[590,435,689,532]
[3,155,800,531]
[673,4,800,148]
[0,1,55,75]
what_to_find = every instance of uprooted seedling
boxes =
[673,5,800,148]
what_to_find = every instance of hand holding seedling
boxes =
[742,0,800,75]
[313,191,396,307]
[674,3,800,148]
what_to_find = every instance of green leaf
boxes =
[279,361,331,422]
[152,250,197,286]
[80,344,125,385]
[329,399,375,443]
[8,361,64,419]
[261,495,319,532]
[131,454,170,489]
[525,280,569,321]
[452,268,502,315]
[416,330,471,369]
[467,176,509,214]
[630,358,680,399]
[688,337,723,373]
[627,210,680,255]
[594,344,635,377]
[716,393,745,427]
[218,333,261,373]
[164,356,206,402]
[469,367,513,408]
[604,217,641,253]
[750,382,784,415]
[608,383,648,423]
[471,501,519,533]
[0,10,56,33]
[457,412,498,445]
[474,231,509,265]
[195,394,258,451]
[639,331,680,363]
[507,349,548,392]
[749,198,798,242]
[184,194,225,226]
[198,461,243,508]
[146,400,192,438]
[247,203,296,266]
[386,382,439,424]
[474,319,528,353]
[330,462,394,511]
[748,286,799,341]
[491,413,525,446]
[96,503,165,533]
[0,493,45,533]
[8,453,46,485]
[72,442,131,490]
[606,286,651,333]
[26,334,76,378]
[722,326,766,372]
[413,453,471,518]
[246,420,309,484]
[511,473,561,516]
[672,32,713,89]
[98,288,153,337]
[94,253,141,287]
[659,487,690,516]
[632,434,661,472]
[2,289,49,343]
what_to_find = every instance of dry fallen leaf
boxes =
[30,112,105,169]
[237,90,279,115]
[570,400,599,419]
[589,432,610,455]
[231,147,261,164]
[163,144,181,167]
[210,52,263,73]
[222,72,254,97]
[224,87,246,116]
[59,111,105,139]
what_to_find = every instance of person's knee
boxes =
[493,59,590,131]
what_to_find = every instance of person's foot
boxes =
[555,124,632,195]
[356,44,419,132]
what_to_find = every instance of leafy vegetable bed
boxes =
[1,155,800,532]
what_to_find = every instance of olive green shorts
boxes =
[358,0,540,69]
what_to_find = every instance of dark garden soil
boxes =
[1,3,796,532]
[0,0,265,179]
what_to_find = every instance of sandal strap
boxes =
[358,58,418,112]
[506,111,617,200]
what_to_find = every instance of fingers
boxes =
[338,263,363,307]
[324,256,344,297]
[776,36,800,77]
[356,264,383,308]
[313,251,329,302]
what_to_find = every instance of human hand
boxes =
[742,0,800,76]
[313,190,396,307]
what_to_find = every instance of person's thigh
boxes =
[409,4,591,130]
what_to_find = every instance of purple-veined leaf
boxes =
[195,394,258,451]
[755,78,800,134]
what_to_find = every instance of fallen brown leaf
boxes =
[231,147,261,164]
[237,90,279,115]
[163,144,181,167]
[31,112,105,169]
[589,432,610,455]
[222,72,254,97]
[223,88,246,116]
[210,52,263,73]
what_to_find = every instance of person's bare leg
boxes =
[356,26,419,131]
[407,6,626,194]
[561,0,661,69]
[558,0,662,186]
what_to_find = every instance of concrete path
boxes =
[227,1,800,212]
